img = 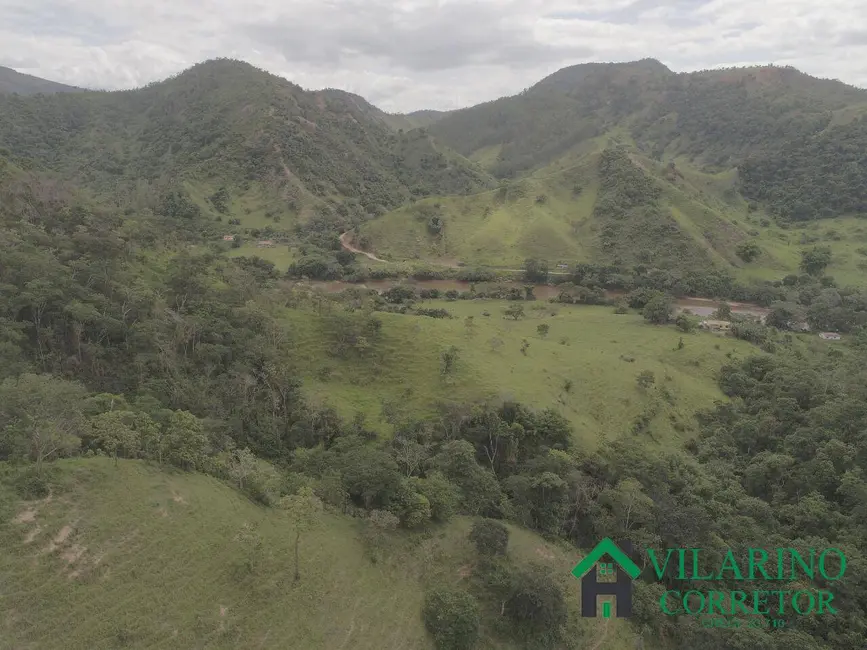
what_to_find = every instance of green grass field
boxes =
[0,459,650,650]
[284,299,756,449]
[227,243,298,270]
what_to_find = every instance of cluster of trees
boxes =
[740,116,867,221]
[592,148,716,272]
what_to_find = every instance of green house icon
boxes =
[572,538,641,618]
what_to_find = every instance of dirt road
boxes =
[339,232,388,263]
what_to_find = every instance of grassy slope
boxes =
[358,145,867,285]
[358,158,600,267]
[284,300,756,449]
[0,459,648,650]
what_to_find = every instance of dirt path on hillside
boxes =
[588,617,610,650]
[338,232,570,275]
[339,232,388,262]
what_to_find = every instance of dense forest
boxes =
[739,116,867,221]
[0,60,492,218]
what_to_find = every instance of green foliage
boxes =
[0,374,87,476]
[735,240,762,262]
[674,312,698,333]
[412,471,460,522]
[503,564,567,646]
[800,246,833,276]
[469,519,509,556]
[503,304,525,320]
[279,485,324,581]
[642,293,674,324]
[423,588,481,650]
[440,345,460,376]
[536,323,550,338]
[636,370,656,389]
[741,116,867,221]
[523,258,549,283]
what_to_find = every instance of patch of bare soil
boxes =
[62,544,86,565]
[43,524,73,554]
[13,508,36,524]
[171,493,187,504]
[23,526,41,544]
[535,545,555,561]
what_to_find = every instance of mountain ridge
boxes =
[0,65,84,95]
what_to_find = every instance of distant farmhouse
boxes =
[256,240,275,248]
[222,235,235,241]
[700,319,731,333]
[819,332,842,340]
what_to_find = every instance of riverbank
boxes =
[293,278,771,321]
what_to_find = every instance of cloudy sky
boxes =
[1,0,865,112]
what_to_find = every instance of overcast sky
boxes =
[1,0,865,112]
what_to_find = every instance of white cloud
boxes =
[1,0,865,111]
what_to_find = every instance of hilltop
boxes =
[0,59,493,232]
[0,65,83,95]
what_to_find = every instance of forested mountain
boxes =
[0,59,493,224]
[425,61,867,221]
[0,65,83,95]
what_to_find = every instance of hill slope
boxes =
[0,66,83,95]
[424,61,867,223]
[0,459,643,650]
[358,143,789,275]
[0,60,493,230]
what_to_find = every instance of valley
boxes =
[2,56,867,650]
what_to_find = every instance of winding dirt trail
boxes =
[339,232,388,263]
[338,232,569,274]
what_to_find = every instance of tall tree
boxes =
[279,486,324,582]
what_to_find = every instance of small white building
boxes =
[819,332,842,341]
[222,235,235,241]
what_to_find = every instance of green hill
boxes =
[0,458,643,650]
[0,65,83,95]
[0,59,493,231]
[424,60,867,225]
[357,144,802,278]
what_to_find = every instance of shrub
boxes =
[469,519,509,556]
[423,588,481,650]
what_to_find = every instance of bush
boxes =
[423,588,481,650]
[675,313,698,333]
[643,294,674,324]
[504,565,567,645]
[469,519,509,556]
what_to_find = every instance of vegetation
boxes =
[0,65,82,95]
[4,57,867,650]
